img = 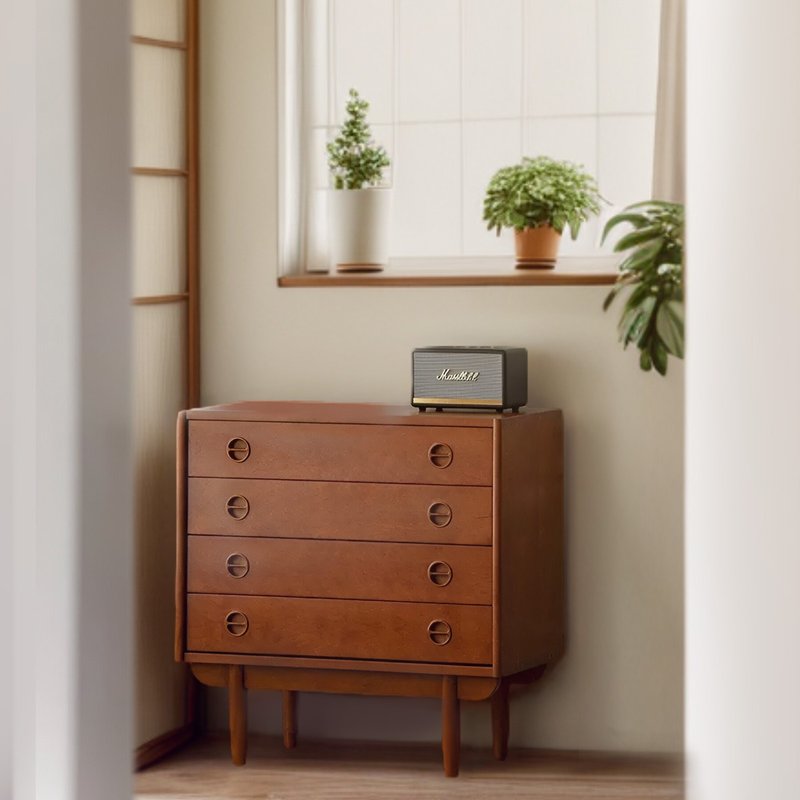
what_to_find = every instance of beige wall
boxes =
[199,0,684,752]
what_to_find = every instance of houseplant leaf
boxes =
[601,213,650,244]
[655,301,685,358]
[602,201,685,376]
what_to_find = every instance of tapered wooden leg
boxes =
[282,690,297,749]
[441,676,460,777]
[491,680,510,761]
[227,665,247,765]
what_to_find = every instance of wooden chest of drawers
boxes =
[175,401,564,776]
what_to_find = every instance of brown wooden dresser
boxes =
[175,401,564,776]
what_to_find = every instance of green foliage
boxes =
[602,200,684,376]
[483,156,603,240]
[327,89,390,190]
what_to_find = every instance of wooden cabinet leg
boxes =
[282,690,297,749]
[228,665,247,765]
[491,680,510,761]
[441,676,460,777]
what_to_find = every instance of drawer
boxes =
[187,594,492,665]
[188,421,493,486]
[187,536,492,605]
[187,478,493,546]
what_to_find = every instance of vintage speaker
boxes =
[411,346,528,412]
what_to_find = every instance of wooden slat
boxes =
[132,293,189,306]
[131,35,187,51]
[186,0,200,407]
[185,652,495,678]
[190,664,500,701]
[131,167,188,177]
[278,256,618,288]
[278,270,617,288]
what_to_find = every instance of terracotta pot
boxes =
[514,225,561,269]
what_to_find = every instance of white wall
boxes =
[2,0,133,798]
[200,0,684,753]
[686,2,800,799]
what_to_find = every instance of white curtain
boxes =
[653,0,685,203]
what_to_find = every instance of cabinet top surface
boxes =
[185,401,559,427]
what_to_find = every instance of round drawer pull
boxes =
[427,502,452,528]
[427,619,452,646]
[225,611,249,637]
[226,437,251,463]
[428,561,453,587]
[428,443,453,469]
[226,495,250,520]
[226,553,250,579]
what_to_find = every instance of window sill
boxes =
[277,256,619,288]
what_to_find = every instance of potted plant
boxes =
[483,156,602,268]
[602,200,684,375]
[326,88,391,272]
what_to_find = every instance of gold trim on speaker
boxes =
[413,397,503,407]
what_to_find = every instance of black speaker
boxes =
[411,346,528,412]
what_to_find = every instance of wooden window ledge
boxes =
[278,257,619,288]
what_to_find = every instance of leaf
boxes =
[651,338,669,375]
[601,213,649,244]
[602,275,636,311]
[628,295,657,347]
[613,226,662,253]
[655,301,685,358]
[617,304,641,348]
[639,348,653,371]
[624,200,679,213]
[624,281,654,310]
[620,238,665,273]
[617,295,656,348]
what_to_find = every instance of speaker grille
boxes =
[413,351,502,403]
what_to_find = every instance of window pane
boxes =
[132,175,187,297]
[293,0,660,268]
[132,45,186,169]
[132,301,187,743]
[132,0,185,42]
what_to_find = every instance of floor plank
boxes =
[135,736,684,800]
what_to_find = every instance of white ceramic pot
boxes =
[328,187,391,271]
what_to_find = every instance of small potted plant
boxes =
[326,89,391,272]
[483,156,602,268]
[602,200,684,375]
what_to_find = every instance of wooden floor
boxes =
[135,735,684,800]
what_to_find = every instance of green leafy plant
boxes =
[327,89,390,190]
[602,200,684,375]
[483,156,603,240]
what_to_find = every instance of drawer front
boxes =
[187,594,492,665]
[188,421,493,486]
[188,478,493,546]
[187,536,492,605]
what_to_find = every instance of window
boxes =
[280,0,661,275]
